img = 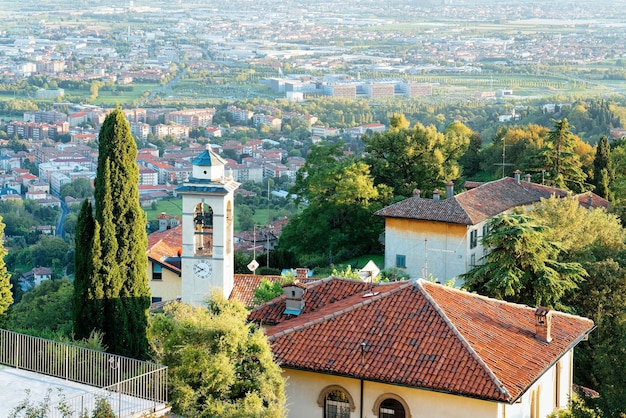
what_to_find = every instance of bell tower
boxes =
[177,145,239,305]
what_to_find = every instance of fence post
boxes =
[14,332,19,369]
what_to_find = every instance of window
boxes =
[482,223,489,238]
[373,394,409,418]
[470,229,478,249]
[470,254,476,267]
[325,390,350,418]
[152,264,162,281]
[151,297,162,304]
[317,386,355,418]
[396,254,406,269]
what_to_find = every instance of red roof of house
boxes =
[230,274,282,307]
[147,225,182,274]
[250,278,594,403]
[376,176,609,225]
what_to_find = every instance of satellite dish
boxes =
[358,260,380,282]
[247,259,260,273]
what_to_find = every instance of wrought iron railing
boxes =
[0,329,168,417]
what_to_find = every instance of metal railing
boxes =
[0,329,168,417]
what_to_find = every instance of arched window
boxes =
[373,394,411,418]
[317,385,355,418]
[194,203,213,256]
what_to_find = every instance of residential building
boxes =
[227,106,254,123]
[310,125,340,138]
[152,123,189,140]
[375,173,609,284]
[21,267,53,288]
[397,82,434,97]
[248,277,594,418]
[165,108,215,128]
[323,83,357,98]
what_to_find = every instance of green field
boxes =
[143,198,183,221]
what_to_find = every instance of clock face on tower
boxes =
[193,261,212,279]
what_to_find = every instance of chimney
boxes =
[433,189,440,201]
[514,170,521,184]
[283,282,306,316]
[413,189,421,198]
[446,181,454,199]
[295,267,309,280]
[525,174,531,183]
[588,192,593,208]
[534,306,553,343]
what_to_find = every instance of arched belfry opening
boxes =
[226,200,233,255]
[194,202,213,256]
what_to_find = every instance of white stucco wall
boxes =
[282,349,574,418]
[283,369,499,418]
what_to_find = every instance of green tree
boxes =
[74,108,151,359]
[7,279,73,338]
[73,200,95,340]
[461,213,587,307]
[149,297,286,418]
[252,277,287,307]
[0,216,13,315]
[363,120,469,198]
[592,135,613,199]
[283,144,389,262]
[542,119,587,192]
[60,177,94,199]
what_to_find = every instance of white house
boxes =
[375,173,609,284]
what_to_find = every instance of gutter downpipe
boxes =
[360,342,366,418]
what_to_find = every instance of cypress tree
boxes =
[73,107,150,359]
[0,216,13,316]
[593,135,613,199]
[72,200,96,339]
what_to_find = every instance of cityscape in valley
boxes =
[0,1,626,417]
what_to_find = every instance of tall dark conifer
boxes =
[73,107,150,359]
[593,135,613,199]
[72,200,96,339]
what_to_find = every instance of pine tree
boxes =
[73,107,150,359]
[542,118,587,192]
[0,216,13,316]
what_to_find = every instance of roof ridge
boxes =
[449,195,475,224]
[416,279,512,401]
[268,281,413,342]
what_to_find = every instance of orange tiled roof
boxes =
[248,277,401,325]
[250,278,594,403]
[230,274,282,307]
[376,177,608,225]
[146,225,182,274]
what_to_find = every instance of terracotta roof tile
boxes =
[229,274,282,307]
[146,225,182,274]
[250,278,594,403]
[247,277,395,325]
[375,177,608,225]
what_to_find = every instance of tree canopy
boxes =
[0,216,13,316]
[461,213,586,307]
[149,297,286,418]
[281,143,389,263]
[363,121,470,198]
